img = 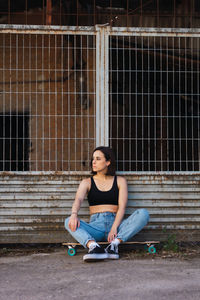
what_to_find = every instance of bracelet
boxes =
[71,212,78,215]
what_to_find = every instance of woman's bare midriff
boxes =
[89,204,118,215]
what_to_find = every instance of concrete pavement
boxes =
[0,248,200,300]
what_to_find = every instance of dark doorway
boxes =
[0,112,30,171]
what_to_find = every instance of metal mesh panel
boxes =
[1,26,200,173]
[0,29,96,171]
[109,34,200,171]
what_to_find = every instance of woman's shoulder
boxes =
[116,175,127,186]
[79,177,92,190]
[80,177,91,185]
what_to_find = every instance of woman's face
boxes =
[92,150,110,173]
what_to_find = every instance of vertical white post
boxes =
[95,25,109,147]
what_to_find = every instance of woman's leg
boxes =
[64,217,105,248]
[117,209,149,242]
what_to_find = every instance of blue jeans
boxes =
[65,209,149,248]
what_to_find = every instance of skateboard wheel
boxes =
[148,245,156,254]
[68,248,76,256]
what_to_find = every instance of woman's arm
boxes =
[68,178,90,232]
[107,176,128,242]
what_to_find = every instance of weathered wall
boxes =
[0,173,199,243]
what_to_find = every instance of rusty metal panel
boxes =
[0,173,86,243]
[0,173,200,243]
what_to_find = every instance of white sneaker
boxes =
[83,244,108,262]
[105,243,119,259]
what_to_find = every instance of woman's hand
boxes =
[68,214,80,232]
[108,226,118,243]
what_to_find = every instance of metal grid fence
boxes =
[0,25,200,172]
[109,29,200,171]
[0,26,96,171]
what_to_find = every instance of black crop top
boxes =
[87,176,119,206]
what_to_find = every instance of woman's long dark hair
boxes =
[91,146,116,176]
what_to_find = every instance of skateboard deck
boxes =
[63,241,160,256]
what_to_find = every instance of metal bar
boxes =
[80,35,83,170]
[198,37,200,171]
[95,25,109,147]
[122,36,125,171]
[110,27,200,36]
[1,25,200,36]
[191,37,194,171]
[153,36,156,171]
[74,35,77,170]
[135,35,138,171]
[0,170,199,175]
[93,33,96,153]
[141,36,144,171]
[104,27,109,147]
[0,25,96,35]
[147,36,150,171]
[22,33,25,171]
[16,34,19,172]
[67,35,70,170]
[2,34,5,171]
[55,34,57,171]
[128,36,131,171]
[178,37,181,171]
[86,34,89,169]
[172,36,175,171]
[61,34,64,171]
[166,37,169,172]
[116,35,119,168]
[48,34,51,171]
[160,36,162,171]
[35,35,38,171]
[42,34,44,171]
[29,34,32,171]
[184,37,188,171]
[107,32,112,154]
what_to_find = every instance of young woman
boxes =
[65,146,149,261]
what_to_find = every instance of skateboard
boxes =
[63,241,160,256]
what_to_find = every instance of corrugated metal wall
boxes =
[0,172,199,243]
